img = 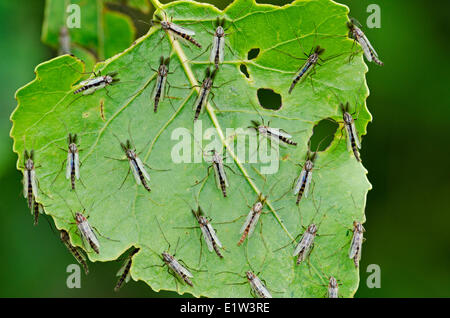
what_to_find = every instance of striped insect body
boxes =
[251,120,297,146]
[193,207,223,258]
[210,150,228,197]
[75,212,100,254]
[238,194,266,246]
[162,252,194,287]
[347,19,383,66]
[349,221,365,268]
[154,14,201,48]
[60,230,89,274]
[294,151,316,205]
[23,150,38,211]
[152,56,170,113]
[194,68,217,121]
[121,140,151,192]
[289,46,325,94]
[66,133,80,190]
[293,224,318,264]
[210,18,226,68]
[115,247,140,292]
[246,271,272,298]
[74,72,119,95]
[341,102,361,161]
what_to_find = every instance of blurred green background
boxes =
[1,0,449,297]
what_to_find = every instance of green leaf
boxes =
[42,0,136,60]
[11,0,371,297]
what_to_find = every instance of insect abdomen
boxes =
[194,89,207,121]
[171,29,201,48]
[279,135,297,145]
[115,260,132,292]
[67,243,89,274]
[33,201,39,226]
[138,169,151,192]
[27,172,33,209]
[350,137,361,161]
[289,61,312,94]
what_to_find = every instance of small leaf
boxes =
[12,0,371,297]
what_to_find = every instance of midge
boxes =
[192,206,224,258]
[349,221,365,268]
[74,211,101,254]
[249,119,297,146]
[218,270,273,298]
[246,271,272,298]
[152,56,170,113]
[60,229,89,275]
[238,193,266,246]
[293,150,317,205]
[66,133,80,190]
[152,13,201,48]
[292,223,319,264]
[327,276,339,298]
[23,149,37,210]
[289,45,325,94]
[108,137,151,192]
[347,18,383,66]
[55,193,119,254]
[193,148,230,198]
[340,102,361,162]
[193,67,217,122]
[73,71,120,95]
[210,149,228,198]
[115,247,140,292]
[147,218,197,287]
[209,18,227,68]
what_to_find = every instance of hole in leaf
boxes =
[309,118,338,151]
[240,64,250,78]
[247,48,260,60]
[257,88,282,110]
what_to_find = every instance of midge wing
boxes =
[253,276,272,298]
[30,169,38,198]
[135,157,150,181]
[362,32,379,58]
[246,212,260,238]
[271,128,292,139]
[129,160,142,185]
[293,235,307,256]
[350,122,361,149]
[206,223,222,248]
[349,234,361,259]
[345,124,353,152]
[218,162,229,187]
[151,75,161,100]
[200,225,214,252]
[173,258,194,278]
[74,152,80,179]
[303,171,312,198]
[210,35,219,63]
[116,259,128,277]
[356,33,373,62]
[170,23,196,36]
[213,162,222,190]
[66,152,72,179]
[294,169,307,195]
[240,209,254,234]
[218,36,225,64]
[23,170,29,198]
